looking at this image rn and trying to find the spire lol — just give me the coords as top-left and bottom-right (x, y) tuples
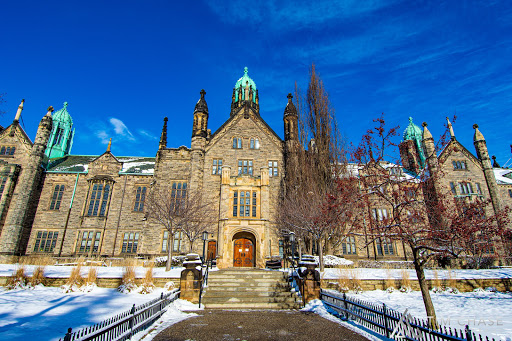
(284, 93), (297, 117)
(107, 138), (112, 152)
(159, 117), (168, 149)
(473, 123), (485, 142)
(14, 99), (25, 122)
(194, 89), (208, 114)
(446, 117), (455, 140)
(422, 122), (433, 140)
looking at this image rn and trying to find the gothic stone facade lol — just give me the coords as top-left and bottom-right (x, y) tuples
(0, 71), (511, 267)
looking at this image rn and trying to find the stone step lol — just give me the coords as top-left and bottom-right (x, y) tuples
(208, 274), (286, 280)
(204, 302), (303, 309)
(209, 269), (286, 276)
(205, 285), (290, 292)
(206, 278), (288, 285)
(204, 291), (296, 298)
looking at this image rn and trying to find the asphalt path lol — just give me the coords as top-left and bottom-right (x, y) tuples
(153, 309), (370, 341)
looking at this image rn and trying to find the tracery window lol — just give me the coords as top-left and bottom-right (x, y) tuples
(50, 184), (65, 210)
(453, 160), (467, 170)
(134, 186), (146, 211)
(86, 181), (112, 216)
(33, 231), (58, 253)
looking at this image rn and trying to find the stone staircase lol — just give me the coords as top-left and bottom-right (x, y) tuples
(202, 268), (302, 309)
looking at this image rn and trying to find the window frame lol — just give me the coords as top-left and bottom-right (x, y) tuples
(77, 230), (102, 253)
(86, 181), (113, 217)
(268, 160), (278, 177)
(33, 230), (59, 253)
(162, 230), (183, 253)
(342, 236), (357, 255)
(238, 159), (253, 175)
(232, 137), (242, 149)
(133, 186), (147, 212)
(249, 137), (260, 149)
(212, 158), (223, 175)
(121, 232), (140, 253)
(232, 190), (258, 218)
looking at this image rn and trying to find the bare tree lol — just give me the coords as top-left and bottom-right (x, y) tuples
(278, 64), (348, 271)
(145, 183), (216, 271)
(348, 116), (509, 328)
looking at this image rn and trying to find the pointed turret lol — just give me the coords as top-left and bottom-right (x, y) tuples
(230, 67), (259, 115)
(422, 122), (438, 176)
(0, 106), (53, 256)
(45, 102), (75, 159)
(284, 93), (298, 142)
(399, 117), (426, 174)
(192, 90), (209, 138)
(159, 117), (168, 150)
(473, 123), (501, 215)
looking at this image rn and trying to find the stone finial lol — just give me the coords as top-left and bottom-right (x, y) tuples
(287, 93), (293, 101)
(473, 123), (485, 142)
(107, 138), (112, 152)
(446, 117), (455, 140)
(14, 99), (25, 122)
(46, 106), (54, 117)
(422, 122), (433, 140)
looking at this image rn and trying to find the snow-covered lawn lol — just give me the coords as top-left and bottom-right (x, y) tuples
(322, 267), (512, 280)
(334, 289), (512, 339)
(0, 286), (197, 341)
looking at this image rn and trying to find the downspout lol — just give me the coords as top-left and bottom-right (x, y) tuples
(112, 175), (128, 256)
(58, 172), (80, 257)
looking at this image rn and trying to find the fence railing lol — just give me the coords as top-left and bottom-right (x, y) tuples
(60, 289), (180, 341)
(198, 259), (211, 307)
(320, 290), (496, 341)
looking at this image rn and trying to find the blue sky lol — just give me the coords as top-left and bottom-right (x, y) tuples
(1, 1), (511, 165)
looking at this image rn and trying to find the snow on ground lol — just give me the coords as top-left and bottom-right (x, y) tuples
(302, 299), (384, 341)
(330, 289), (512, 339)
(0, 285), (196, 341)
(313, 255), (354, 266)
(322, 267), (512, 280)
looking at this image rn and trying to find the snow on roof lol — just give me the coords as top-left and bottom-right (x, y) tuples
(493, 168), (512, 185)
(47, 155), (155, 174)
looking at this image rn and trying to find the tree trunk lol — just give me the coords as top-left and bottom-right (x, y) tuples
(189, 239), (194, 254)
(318, 237), (324, 272)
(412, 248), (438, 329)
(166, 232), (174, 271)
(308, 237), (313, 254)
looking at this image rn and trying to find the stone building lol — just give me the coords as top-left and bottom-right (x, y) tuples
(0, 68), (510, 266)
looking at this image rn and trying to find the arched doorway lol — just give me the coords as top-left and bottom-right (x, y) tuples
(232, 231), (256, 267)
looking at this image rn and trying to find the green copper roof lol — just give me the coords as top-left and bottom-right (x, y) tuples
(234, 67), (257, 103)
(52, 102), (73, 125)
(403, 117), (426, 168)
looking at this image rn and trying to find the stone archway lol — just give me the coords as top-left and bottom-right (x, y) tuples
(232, 231), (256, 267)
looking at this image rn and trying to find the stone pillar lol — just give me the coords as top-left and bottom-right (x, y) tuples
(180, 253), (203, 304)
(298, 255), (320, 303)
(0, 107), (53, 258)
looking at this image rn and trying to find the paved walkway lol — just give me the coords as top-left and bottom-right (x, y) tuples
(153, 310), (369, 341)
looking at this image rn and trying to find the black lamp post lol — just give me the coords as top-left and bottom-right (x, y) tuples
(202, 231), (208, 263)
(289, 232), (296, 269)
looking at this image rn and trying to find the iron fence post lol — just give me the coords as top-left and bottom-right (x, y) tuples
(343, 292), (349, 320)
(160, 292), (163, 313)
(129, 304), (136, 338)
(63, 327), (72, 341)
(383, 303), (389, 337)
(465, 325), (473, 341)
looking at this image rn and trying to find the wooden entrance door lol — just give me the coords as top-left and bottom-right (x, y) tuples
(233, 238), (254, 267)
(207, 241), (216, 261)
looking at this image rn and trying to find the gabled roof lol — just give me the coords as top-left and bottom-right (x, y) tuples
(47, 155), (155, 174)
(0, 122), (34, 147)
(438, 139), (481, 168)
(209, 105), (282, 147)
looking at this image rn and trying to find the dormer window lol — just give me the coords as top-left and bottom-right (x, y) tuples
(250, 138), (260, 149)
(232, 137), (242, 149)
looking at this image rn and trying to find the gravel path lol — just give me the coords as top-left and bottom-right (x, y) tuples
(153, 309), (369, 341)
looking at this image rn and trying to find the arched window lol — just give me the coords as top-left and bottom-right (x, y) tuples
(232, 137), (242, 149)
(250, 137), (260, 149)
(87, 181), (112, 217)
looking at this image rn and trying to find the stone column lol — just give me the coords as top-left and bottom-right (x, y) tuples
(180, 253), (203, 304)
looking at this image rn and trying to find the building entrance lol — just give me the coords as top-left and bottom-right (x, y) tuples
(233, 234), (255, 267)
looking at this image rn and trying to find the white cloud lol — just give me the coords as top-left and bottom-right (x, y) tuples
(95, 130), (110, 144)
(109, 118), (135, 141)
(138, 129), (158, 141)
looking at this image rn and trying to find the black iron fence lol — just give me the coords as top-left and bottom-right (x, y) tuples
(321, 290), (497, 341)
(60, 289), (180, 341)
(198, 259), (211, 307)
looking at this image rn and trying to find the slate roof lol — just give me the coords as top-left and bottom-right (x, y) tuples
(47, 155), (155, 174)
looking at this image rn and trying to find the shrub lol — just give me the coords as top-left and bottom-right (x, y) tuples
(118, 266), (138, 293)
(6, 266), (28, 290)
(29, 266), (46, 287)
